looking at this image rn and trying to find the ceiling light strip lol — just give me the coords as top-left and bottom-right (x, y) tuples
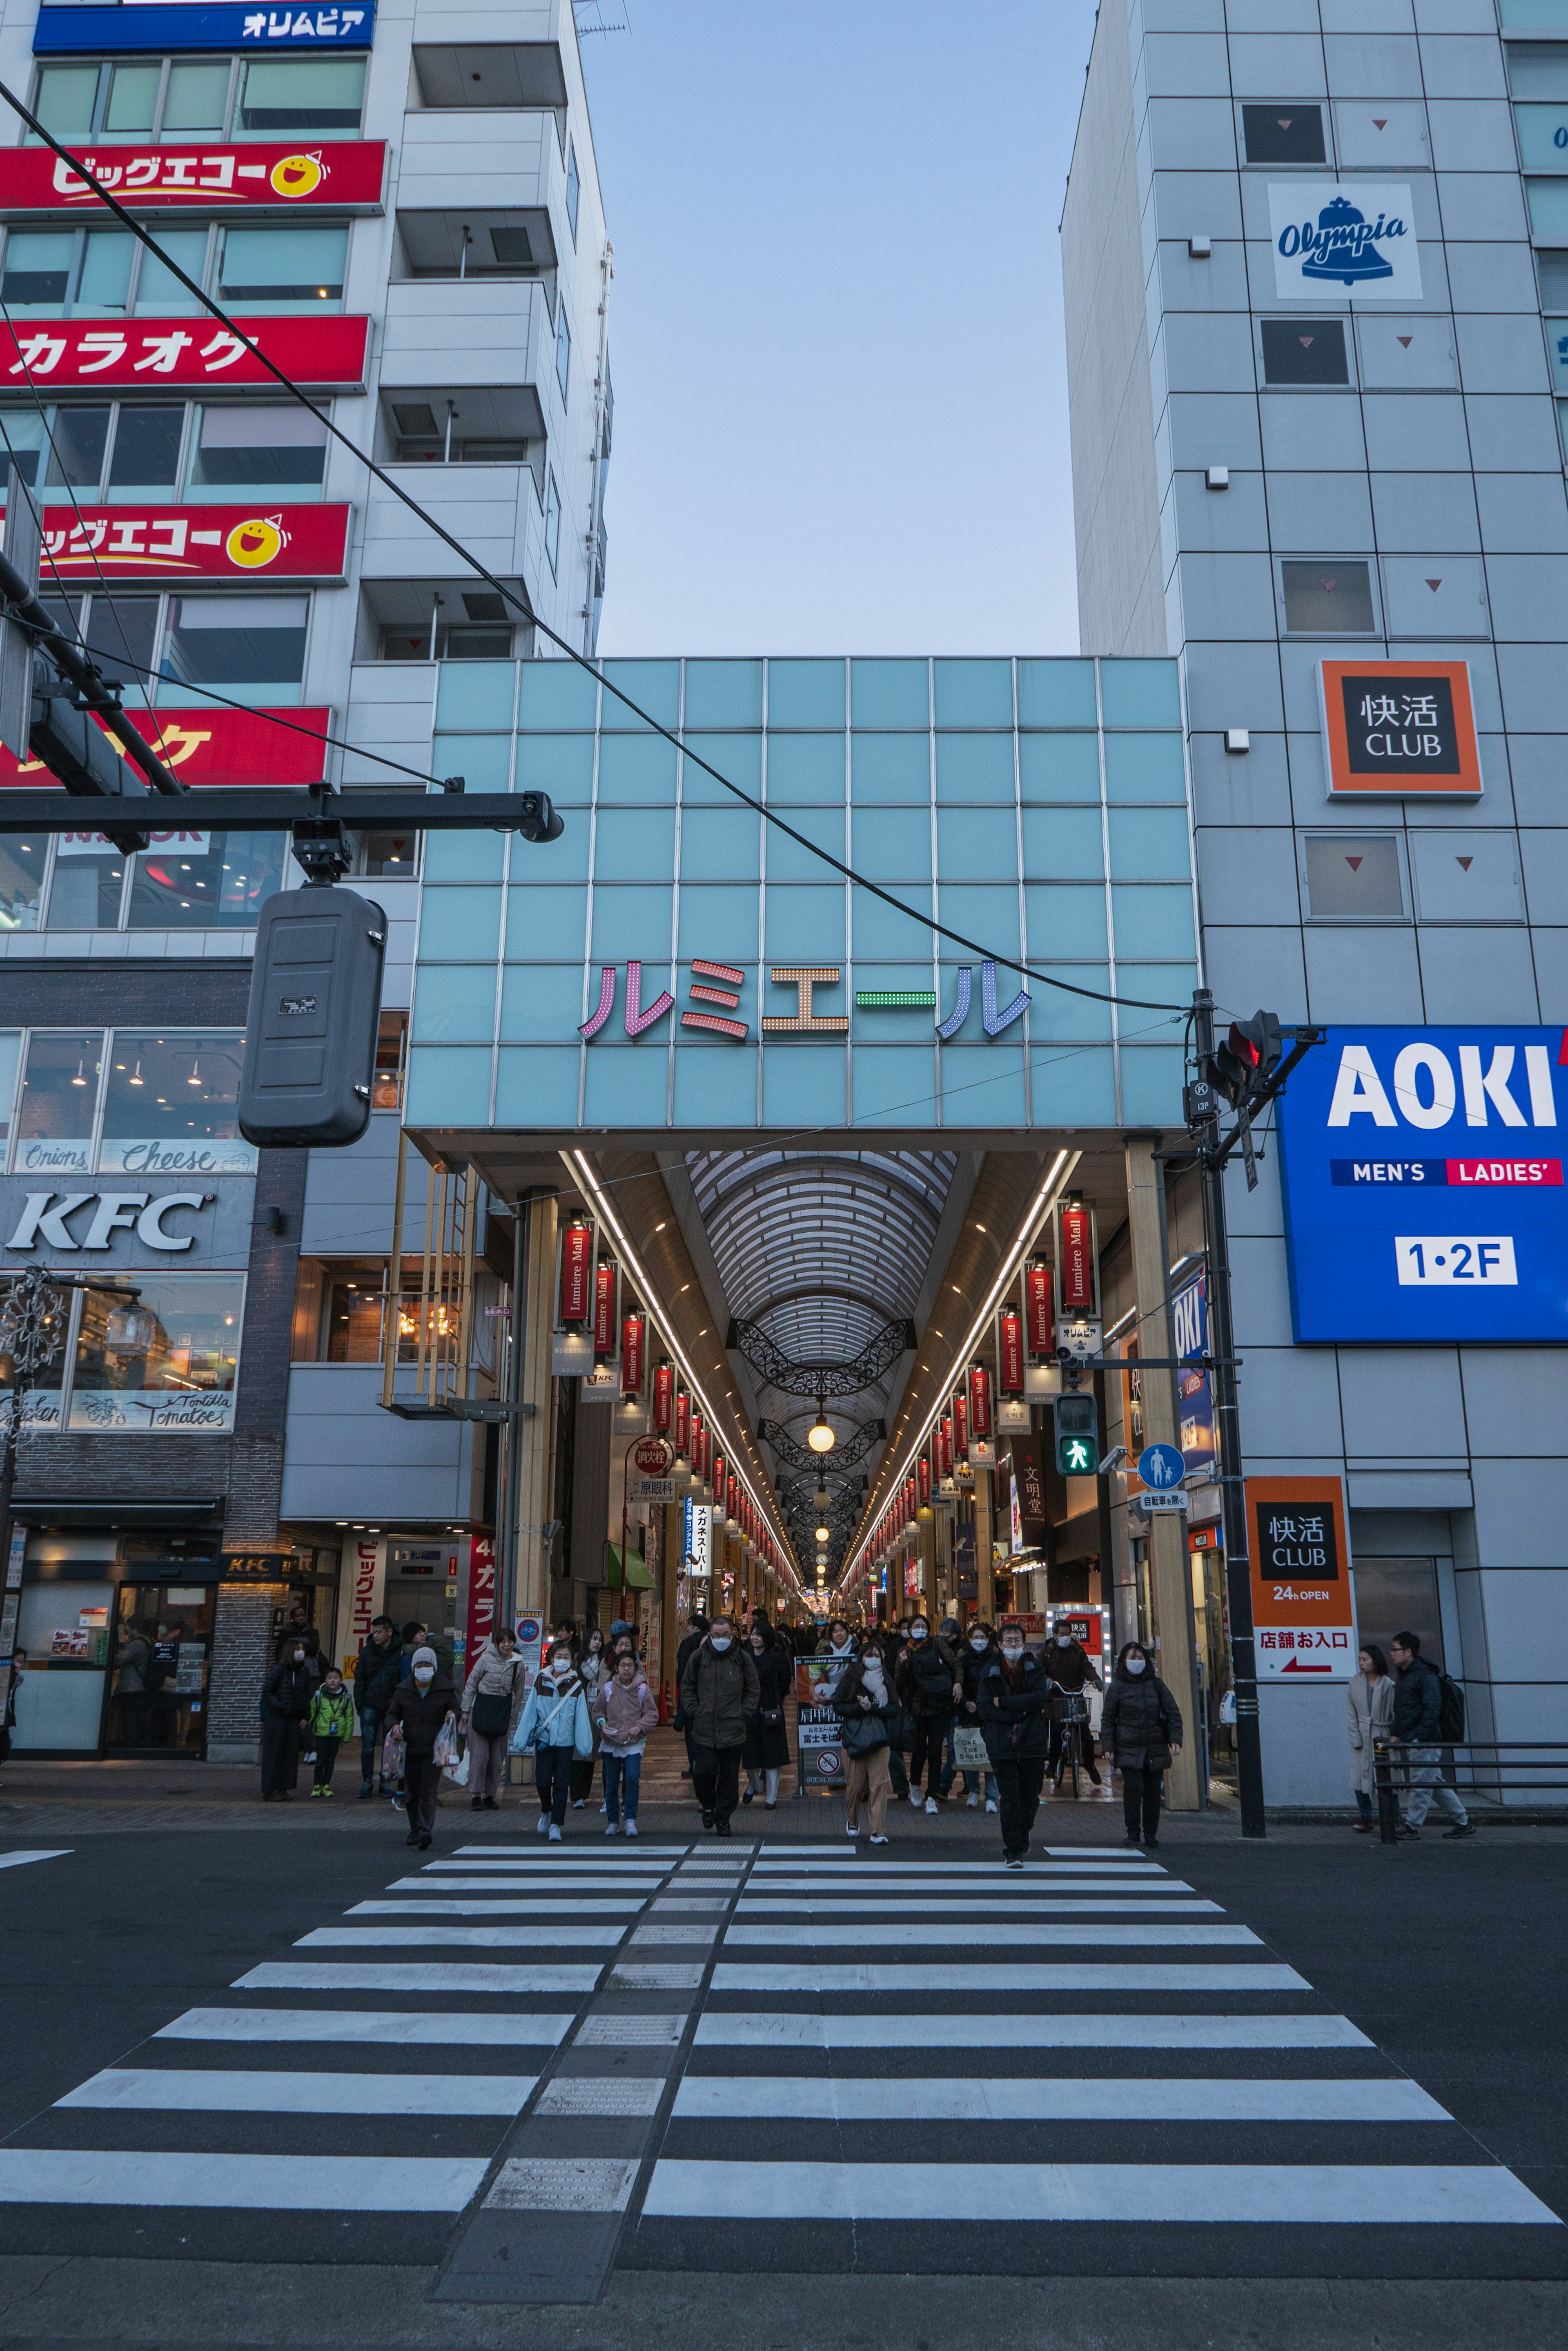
(840, 1147), (1079, 1589)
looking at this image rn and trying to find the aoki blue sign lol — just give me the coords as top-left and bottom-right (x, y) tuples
(34, 3), (375, 54)
(1276, 1027), (1568, 1343)
(1268, 182), (1421, 303)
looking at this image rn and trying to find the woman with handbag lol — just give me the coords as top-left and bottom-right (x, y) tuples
(383, 1645), (458, 1851)
(510, 1639), (593, 1842)
(571, 1626), (607, 1811)
(953, 1622), (1001, 1813)
(1100, 1640), (1184, 1850)
(974, 1626), (1052, 1865)
(896, 1614), (962, 1814)
(461, 1627), (526, 1813)
(833, 1635), (898, 1844)
(742, 1621), (793, 1809)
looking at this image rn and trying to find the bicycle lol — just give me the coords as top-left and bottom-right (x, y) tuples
(1051, 1688), (1090, 1796)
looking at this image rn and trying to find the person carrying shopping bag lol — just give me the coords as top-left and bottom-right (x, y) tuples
(974, 1624), (1052, 1865)
(596, 1650), (659, 1836)
(833, 1635), (899, 1844)
(510, 1638), (593, 1841)
(742, 1620), (793, 1809)
(383, 1645), (458, 1851)
(306, 1666), (355, 1799)
(461, 1627), (526, 1812)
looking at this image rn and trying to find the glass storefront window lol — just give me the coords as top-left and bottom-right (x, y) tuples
(163, 595), (308, 704)
(70, 1274), (244, 1434)
(323, 1262), (388, 1362)
(0, 837), (45, 931)
(126, 831), (289, 930)
(13, 1029), (103, 1178)
(100, 1030), (253, 1178)
(45, 839), (131, 932)
(0, 1270), (69, 1432)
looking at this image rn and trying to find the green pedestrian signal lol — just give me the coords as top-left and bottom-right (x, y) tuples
(1054, 1391), (1100, 1477)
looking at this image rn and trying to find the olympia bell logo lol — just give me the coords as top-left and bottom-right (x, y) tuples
(1270, 182), (1422, 303)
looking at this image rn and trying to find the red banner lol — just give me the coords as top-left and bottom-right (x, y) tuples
(465, 1535), (496, 1666)
(998, 1305), (1023, 1395)
(26, 503), (348, 584)
(653, 1360), (674, 1436)
(0, 702), (330, 789)
(937, 1414), (952, 1481)
(559, 1223), (592, 1326)
(0, 141), (387, 214)
(954, 1387), (969, 1458)
(691, 1416), (705, 1479)
(592, 1259), (615, 1358)
(0, 313), (369, 393)
(674, 1387), (690, 1458)
(712, 1454), (726, 1512)
(1059, 1203), (1094, 1312)
(1026, 1260), (1053, 1355)
(917, 1452), (931, 1509)
(620, 1312), (644, 1396)
(968, 1361), (991, 1441)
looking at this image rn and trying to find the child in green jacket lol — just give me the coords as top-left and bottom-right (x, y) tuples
(307, 1668), (355, 1798)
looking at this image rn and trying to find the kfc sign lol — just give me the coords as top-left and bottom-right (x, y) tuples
(0, 314), (368, 393)
(0, 705), (330, 788)
(0, 142), (386, 214)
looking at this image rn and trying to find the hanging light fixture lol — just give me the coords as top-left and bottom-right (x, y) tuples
(128, 1060), (144, 1088)
(104, 1299), (158, 1355)
(70, 1057), (88, 1088)
(187, 1058), (203, 1087)
(806, 1399), (835, 1454)
(815, 1525), (830, 1545)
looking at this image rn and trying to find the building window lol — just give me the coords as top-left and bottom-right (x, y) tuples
(373, 1010), (409, 1108)
(292, 1258), (390, 1363)
(556, 306), (571, 401)
(1261, 317), (1349, 386)
(379, 619), (516, 660)
(163, 592), (310, 700)
(33, 828), (290, 933)
(545, 470), (561, 575)
(237, 57), (367, 132)
(214, 224), (347, 312)
(28, 54), (367, 143)
(188, 402), (329, 497)
(1303, 835), (1405, 921)
(71, 1273), (245, 1434)
(0, 1264), (70, 1428)
(0, 837), (45, 934)
(0, 218), (347, 319)
(343, 800), (422, 880)
(3, 1027), (256, 1172)
(1281, 559), (1376, 635)
(1242, 103), (1326, 165)
(566, 142), (581, 242)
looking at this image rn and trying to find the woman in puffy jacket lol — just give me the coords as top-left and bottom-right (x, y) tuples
(510, 1639), (592, 1842)
(895, 1613), (962, 1815)
(833, 1635), (900, 1844)
(595, 1650), (659, 1836)
(461, 1628), (526, 1813)
(1100, 1640), (1183, 1850)
(384, 1644), (458, 1852)
(973, 1625), (1052, 1865)
(742, 1621), (793, 1810)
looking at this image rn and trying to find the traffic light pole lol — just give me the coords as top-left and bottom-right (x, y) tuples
(1192, 987), (1267, 1840)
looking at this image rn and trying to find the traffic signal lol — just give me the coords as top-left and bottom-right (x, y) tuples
(1054, 1390), (1100, 1477)
(238, 886), (387, 1147)
(1208, 1010), (1283, 1109)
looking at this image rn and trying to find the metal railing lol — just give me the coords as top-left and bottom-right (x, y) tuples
(1372, 1738), (1568, 1842)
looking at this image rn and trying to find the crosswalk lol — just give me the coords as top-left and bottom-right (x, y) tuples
(0, 1834), (1560, 2281)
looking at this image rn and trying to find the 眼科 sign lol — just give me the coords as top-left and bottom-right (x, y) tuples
(1320, 661), (1481, 800)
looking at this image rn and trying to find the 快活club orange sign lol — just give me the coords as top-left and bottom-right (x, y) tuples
(1319, 659), (1482, 799)
(1245, 1474), (1356, 1680)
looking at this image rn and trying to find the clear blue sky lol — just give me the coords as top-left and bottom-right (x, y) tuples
(579, 0), (1099, 660)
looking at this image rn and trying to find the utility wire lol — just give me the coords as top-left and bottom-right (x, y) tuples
(0, 80), (1192, 1018)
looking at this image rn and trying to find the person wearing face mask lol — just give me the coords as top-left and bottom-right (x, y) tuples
(742, 1620), (793, 1809)
(1100, 1641), (1183, 1849)
(596, 1650), (660, 1836)
(511, 1641), (593, 1841)
(384, 1645), (459, 1850)
(679, 1613), (760, 1836)
(260, 1638), (316, 1801)
(951, 1622), (1002, 1813)
(833, 1634), (898, 1844)
(1046, 1623), (1104, 1790)
(975, 1626), (1051, 1864)
(571, 1626), (607, 1812)
(895, 1614), (961, 1814)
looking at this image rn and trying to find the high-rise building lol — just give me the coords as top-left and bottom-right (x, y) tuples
(0, 0), (609, 1762)
(1065, 0), (1568, 1800)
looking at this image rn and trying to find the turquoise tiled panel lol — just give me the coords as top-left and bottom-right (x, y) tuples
(1019, 733), (1100, 801)
(1103, 732), (1187, 803)
(419, 885), (501, 959)
(407, 1044), (491, 1123)
(765, 804), (846, 883)
(934, 659), (1012, 727)
(767, 733), (844, 801)
(499, 964), (595, 1040)
(936, 885), (1020, 965)
(505, 884), (588, 957)
(682, 733), (762, 803)
(851, 659), (928, 727)
(1021, 806), (1104, 880)
(935, 805), (1017, 882)
(684, 659), (762, 729)
(1111, 886), (1197, 959)
(852, 806), (931, 881)
(1119, 965), (1199, 1022)
(433, 731), (511, 791)
(600, 660), (680, 730)
(514, 733), (595, 799)
(1031, 1044), (1117, 1126)
(435, 662), (514, 731)
(494, 1046), (580, 1125)
(767, 658), (846, 728)
(677, 886), (760, 961)
(1120, 1044), (1187, 1123)
(852, 885), (932, 959)
(851, 733), (930, 801)
(942, 1043), (1025, 1124)
(765, 886), (845, 960)
(1107, 807), (1192, 880)
(423, 828), (505, 882)
(673, 1044), (755, 1126)
(1024, 884), (1108, 959)
(1026, 970), (1114, 1043)
(594, 807), (675, 880)
(853, 1045), (938, 1123)
(596, 735), (676, 801)
(413, 963), (497, 1041)
(517, 660), (599, 730)
(763, 1041), (846, 1126)
(680, 805), (762, 881)
(1100, 660), (1182, 729)
(935, 733), (1015, 803)
(590, 886), (674, 960)
(583, 1043), (670, 1126)
(1016, 660), (1097, 729)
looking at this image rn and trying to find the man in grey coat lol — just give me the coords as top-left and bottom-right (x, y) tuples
(679, 1613), (760, 1836)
